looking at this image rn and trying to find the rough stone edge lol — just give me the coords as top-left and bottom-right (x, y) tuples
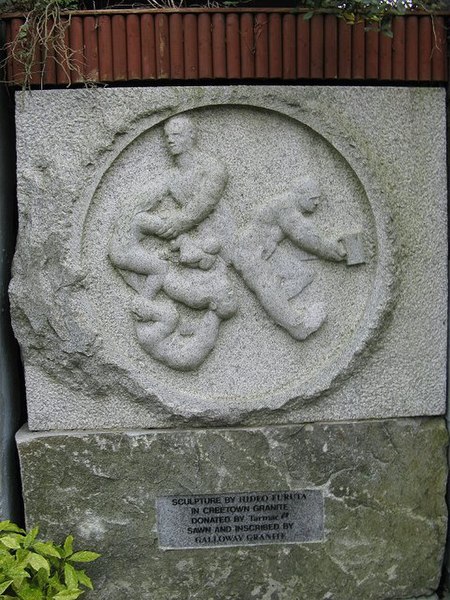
(0, 87), (25, 521)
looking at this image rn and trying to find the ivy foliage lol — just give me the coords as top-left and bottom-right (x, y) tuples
(0, 521), (100, 600)
(301, 0), (443, 34)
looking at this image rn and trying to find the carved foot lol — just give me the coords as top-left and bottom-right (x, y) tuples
(209, 290), (238, 320)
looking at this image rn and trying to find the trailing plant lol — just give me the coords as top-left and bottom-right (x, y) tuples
(1, 0), (79, 89)
(0, 0), (255, 88)
(125, 0), (249, 7)
(0, 520), (100, 600)
(0, 0), (77, 11)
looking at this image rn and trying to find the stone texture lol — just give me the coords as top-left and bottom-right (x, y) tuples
(17, 418), (448, 600)
(10, 87), (447, 431)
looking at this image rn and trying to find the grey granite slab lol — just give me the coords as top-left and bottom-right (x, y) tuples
(10, 87), (447, 430)
(16, 417), (448, 600)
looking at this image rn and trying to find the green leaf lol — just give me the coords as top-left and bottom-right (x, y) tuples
(18, 26), (29, 39)
(0, 522), (99, 597)
(53, 591), (83, 600)
(10, 561), (32, 580)
(32, 542), (61, 559)
(6, 565), (29, 581)
(36, 568), (50, 590)
(12, 579), (43, 600)
(62, 536), (73, 558)
(47, 573), (65, 594)
(0, 522), (25, 535)
(75, 571), (92, 591)
(16, 548), (31, 563)
(0, 582), (13, 595)
(22, 528), (39, 549)
(303, 11), (314, 19)
(64, 564), (78, 590)
(0, 536), (21, 550)
(0, 552), (15, 567)
(27, 553), (50, 576)
(68, 552), (100, 563)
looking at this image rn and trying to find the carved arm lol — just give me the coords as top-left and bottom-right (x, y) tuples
(157, 164), (228, 239)
(279, 209), (346, 262)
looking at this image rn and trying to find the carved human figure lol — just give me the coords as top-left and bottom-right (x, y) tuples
(258, 177), (345, 263)
(228, 177), (347, 341)
(109, 114), (237, 370)
(132, 115), (229, 242)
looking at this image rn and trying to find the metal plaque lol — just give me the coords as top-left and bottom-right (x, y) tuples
(156, 490), (324, 549)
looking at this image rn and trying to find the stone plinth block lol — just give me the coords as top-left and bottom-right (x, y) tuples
(10, 87), (447, 430)
(17, 418), (448, 600)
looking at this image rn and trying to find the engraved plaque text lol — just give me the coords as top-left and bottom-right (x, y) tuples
(156, 490), (324, 549)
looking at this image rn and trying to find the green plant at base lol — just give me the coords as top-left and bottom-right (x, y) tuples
(0, 521), (100, 600)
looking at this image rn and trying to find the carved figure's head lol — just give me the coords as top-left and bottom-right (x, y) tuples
(291, 177), (321, 214)
(164, 115), (197, 156)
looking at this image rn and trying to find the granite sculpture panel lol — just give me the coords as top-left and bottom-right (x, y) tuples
(10, 87), (447, 429)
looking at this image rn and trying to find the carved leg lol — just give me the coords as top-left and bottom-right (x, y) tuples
(109, 241), (168, 298)
(232, 254), (325, 340)
(162, 268), (237, 320)
(133, 296), (179, 346)
(109, 242), (168, 277)
(285, 303), (327, 340)
(134, 296), (220, 371)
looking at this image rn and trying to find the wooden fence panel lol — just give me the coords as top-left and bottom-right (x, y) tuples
(3, 11), (447, 86)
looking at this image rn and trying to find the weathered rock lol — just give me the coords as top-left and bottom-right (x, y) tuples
(17, 418), (448, 600)
(10, 87), (447, 430)
(404, 595), (439, 600)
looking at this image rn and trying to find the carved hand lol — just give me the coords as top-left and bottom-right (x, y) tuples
(334, 239), (347, 261)
(156, 214), (197, 239)
(134, 212), (164, 236)
(158, 224), (180, 239)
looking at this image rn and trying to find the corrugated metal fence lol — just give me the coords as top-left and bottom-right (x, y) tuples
(3, 10), (448, 85)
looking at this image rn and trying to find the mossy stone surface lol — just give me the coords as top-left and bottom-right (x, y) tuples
(17, 417), (447, 600)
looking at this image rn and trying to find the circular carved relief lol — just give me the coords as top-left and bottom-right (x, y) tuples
(80, 105), (393, 416)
